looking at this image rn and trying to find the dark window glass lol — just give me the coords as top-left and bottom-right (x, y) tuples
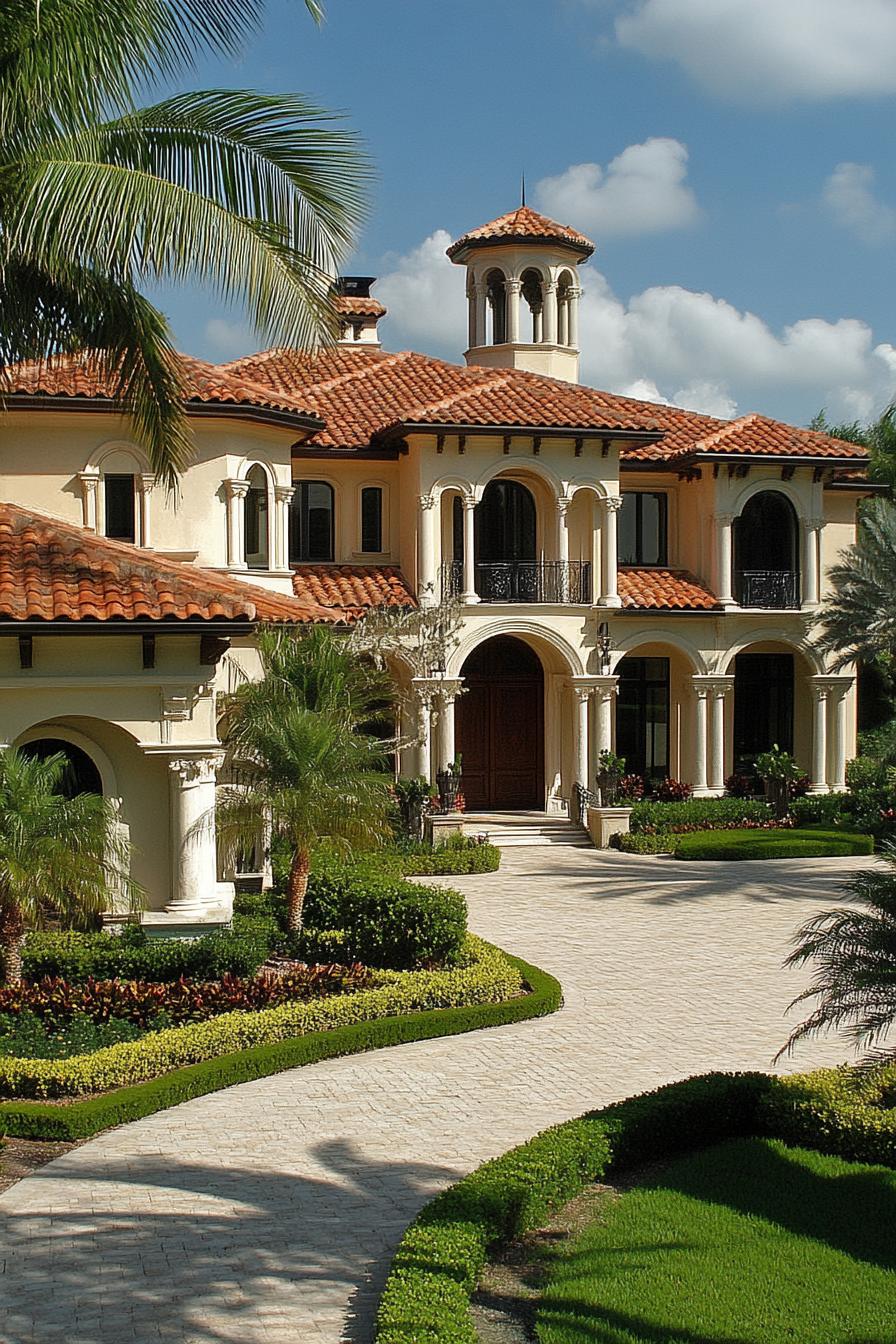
(244, 466), (269, 568)
(615, 656), (670, 785)
(476, 479), (536, 564)
(289, 481), (334, 562)
(734, 653), (794, 775)
(104, 474), (135, 542)
(452, 495), (464, 561)
(20, 739), (103, 797)
(619, 492), (667, 566)
(360, 486), (383, 553)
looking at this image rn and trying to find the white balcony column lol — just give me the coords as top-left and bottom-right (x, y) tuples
(78, 471), (100, 531)
(138, 473), (156, 547)
(715, 513), (735, 605)
(411, 679), (435, 783)
(543, 281), (558, 344)
(691, 682), (709, 796)
(533, 305), (543, 343)
(462, 494), (479, 604)
(418, 492), (438, 607)
(505, 278), (521, 344)
(437, 678), (464, 770)
(810, 682), (829, 793)
(568, 287), (581, 349)
(467, 282), (478, 349)
(556, 497), (571, 566)
(558, 292), (569, 347)
(802, 518), (824, 609)
(599, 496), (622, 607)
(571, 681), (592, 788)
(593, 676), (618, 764)
(224, 478), (249, 569)
(167, 753), (224, 914)
(830, 686), (849, 791)
(707, 677), (734, 794)
(475, 281), (488, 347)
(273, 483), (295, 572)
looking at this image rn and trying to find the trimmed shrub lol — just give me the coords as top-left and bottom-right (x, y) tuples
(630, 797), (774, 834)
(673, 828), (874, 861)
(22, 923), (276, 985)
(398, 837), (500, 877)
(616, 832), (675, 855)
(789, 793), (850, 827)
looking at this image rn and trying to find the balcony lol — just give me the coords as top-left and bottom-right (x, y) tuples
(441, 560), (592, 604)
(737, 569), (800, 609)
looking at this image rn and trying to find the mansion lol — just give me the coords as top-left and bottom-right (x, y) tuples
(0, 205), (876, 919)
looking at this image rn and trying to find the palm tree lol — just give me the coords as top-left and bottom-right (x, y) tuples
(1, 0), (368, 488)
(815, 497), (896, 669)
(778, 848), (896, 1063)
(217, 626), (395, 932)
(0, 748), (138, 985)
(811, 404), (896, 489)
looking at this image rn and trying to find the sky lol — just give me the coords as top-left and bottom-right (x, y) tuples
(151, 0), (896, 428)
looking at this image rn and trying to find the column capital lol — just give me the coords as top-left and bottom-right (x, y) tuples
(568, 676), (597, 704)
(274, 482), (295, 504)
(167, 753), (224, 786)
(419, 492), (437, 510)
(411, 675), (443, 706)
(556, 496), (572, 519)
(461, 493), (477, 513)
(224, 477), (250, 501)
(714, 512), (735, 526)
(810, 674), (853, 699)
(543, 279), (557, 294)
(505, 277), (521, 294)
(138, 472), (156, 494)
(435, 677), (464, 703)
(692, 674), (735, 697)
(602, 495), (623, 513)
(806, 516), (826, 532)
(78, 469), (100, 493)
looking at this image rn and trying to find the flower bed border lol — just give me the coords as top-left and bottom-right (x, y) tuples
(0, 950), (560, 1140)
(375, 1066), (896, 1343)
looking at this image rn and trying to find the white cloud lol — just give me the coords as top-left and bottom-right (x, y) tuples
(203, 317), (255, 358)
(375, 228), (896, 426)
(536, 139), (699, 236)
(823, 163), (896, 245)
(614, 0), (896, 103)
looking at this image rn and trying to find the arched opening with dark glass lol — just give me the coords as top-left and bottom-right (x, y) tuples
(19, 738), (103, 797)
(243, 465), (270, 569)
(485, 268), (507, 345)
(520, 268), (544, 342)
(615, 656), (670, 787)
(289, 481), (334, 563)
(733, 652), (794, 776)
(733, 491), (800, 608)
(455, 636), (544, 809)
(475, 479), (538, 601)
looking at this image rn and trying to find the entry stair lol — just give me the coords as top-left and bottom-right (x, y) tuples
(462, 811), (593, 849)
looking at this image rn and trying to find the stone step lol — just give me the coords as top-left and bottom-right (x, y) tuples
(462, 812), (593, 848)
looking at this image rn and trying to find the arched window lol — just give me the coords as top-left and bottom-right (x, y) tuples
(290, 481), (334, 562)
(19, 739), (103, 798)
(104, 474), (136, 541)
(520, 269), (544, 342)
(244, 465), (270, 569)
(360, 486), (383, 553)
(475, 480), (538, 601)
(485, 268), (507, 344)
(734, 491), (800, 607)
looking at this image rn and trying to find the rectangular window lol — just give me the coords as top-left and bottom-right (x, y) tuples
(615, 656), (670, 785)
(104, 474), (136, 542)
(360, 486), (383, 553)
(619, 492), (667, 566)
(290, 481), (334, 562)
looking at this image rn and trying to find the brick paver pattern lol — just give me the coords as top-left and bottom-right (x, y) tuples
(0, 845), (874, 1342)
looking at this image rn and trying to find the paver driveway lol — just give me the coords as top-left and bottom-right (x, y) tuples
(0, 844), (875, 1344)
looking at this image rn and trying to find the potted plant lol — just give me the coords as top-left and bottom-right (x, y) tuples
(596, 749), (626, 807)
(755, 745), (801, 820)
(435, 754), (463, 813)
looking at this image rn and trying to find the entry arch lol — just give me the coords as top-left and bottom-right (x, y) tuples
(455, 634), (545, 810)
(14, 722), (120, 800)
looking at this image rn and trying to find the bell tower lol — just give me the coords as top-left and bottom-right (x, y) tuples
(446, 206), (593, 384)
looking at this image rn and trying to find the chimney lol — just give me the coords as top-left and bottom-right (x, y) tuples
(333, 276), (386, 347)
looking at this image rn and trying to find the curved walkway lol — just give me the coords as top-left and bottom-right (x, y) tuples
(0, 846), (873, 1344)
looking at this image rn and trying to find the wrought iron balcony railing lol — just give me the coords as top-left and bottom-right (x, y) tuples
(440, 560), (592, 604)
(737, 569), (800, 609)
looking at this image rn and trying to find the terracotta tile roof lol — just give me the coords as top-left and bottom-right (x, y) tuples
(0, 503), (334, 625)
(332, 295), (387, 319)
(676, 413), (866, 462)
(618, 567), (721, 611)
(447, 206), (594, 259)
(291, 565), (416, 611)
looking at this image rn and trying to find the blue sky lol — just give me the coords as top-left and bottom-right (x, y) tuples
(153, 0), (896, 428)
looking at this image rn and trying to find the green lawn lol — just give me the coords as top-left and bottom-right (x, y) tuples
(536, 1138), (896, 1344)
(672, 827), (873, 860)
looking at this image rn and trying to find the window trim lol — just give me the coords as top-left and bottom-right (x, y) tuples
(619, 490), (669, 568)
(290, 478), (336, 563)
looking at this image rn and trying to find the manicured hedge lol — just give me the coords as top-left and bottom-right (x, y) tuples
(616, 833), (674, 855)
(399, 844), (501, 877)
(22, 921), (276, 985)
(629, 797), (773, 835)
(673, 828), (874, 861)
(0, 950), (561, 1140)
(375, 1065), (896, 1344)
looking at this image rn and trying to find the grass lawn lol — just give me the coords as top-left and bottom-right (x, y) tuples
(536, 1137), (896, 1344)
(672, 827), (873, 860)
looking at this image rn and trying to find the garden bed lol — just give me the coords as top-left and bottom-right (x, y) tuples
(672, 828), (874, 860)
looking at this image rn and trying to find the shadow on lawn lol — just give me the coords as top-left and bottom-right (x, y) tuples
(0, 1136), (457, 1344)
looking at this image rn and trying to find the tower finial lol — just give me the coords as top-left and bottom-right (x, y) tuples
(521, 172), (526, 207)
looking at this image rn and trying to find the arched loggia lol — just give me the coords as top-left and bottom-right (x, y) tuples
(733, 491), (800, 608)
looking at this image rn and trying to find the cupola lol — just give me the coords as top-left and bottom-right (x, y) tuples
(332, 276), (386, 347)
(447, 206), (593, 384)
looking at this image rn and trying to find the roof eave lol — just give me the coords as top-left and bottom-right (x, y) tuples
(5, 393), (325, 435)
(447, 236), (593, 263)
(373, 421), (665, 446)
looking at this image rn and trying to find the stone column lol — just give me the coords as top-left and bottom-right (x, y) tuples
(557, 497), (570, 566)
(224, 478), (249, 569)
(593, 676), (618, 761)
(810, 683), (829, 793)
(707, 678), (734, 793)
(78, 471), (100, 531)
(830, 688), (848, 791)
(475, 281), (488, 347)
(505, 278), (521, 344)
(437, 678), (463, 770)
(274, 483), (295, 572)
(568, 287), (581, 349)
(467, 282), (477, 349)
(802, 518), (823, 609)
(572, 682), (591, 788)
(411, 679), (435, 782)
(692, 682), (709, 796)
(715, 513), (735, 605)
(138, 474), (155, 548)
(558, 292), (569, 347)
(543, 281), (558, 344)
(462, 495), (479, 604)
(167, 754), (224, 915)
(418, 492), (438, 607)
(599, 497), (622, 607)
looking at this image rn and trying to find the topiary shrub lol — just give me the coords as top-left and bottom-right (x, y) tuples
(616, 832), (676, 855)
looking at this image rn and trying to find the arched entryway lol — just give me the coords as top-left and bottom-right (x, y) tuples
(733, 491), (800, 608)
(18, 737), (103, 797)
(456, 636), (544, 810)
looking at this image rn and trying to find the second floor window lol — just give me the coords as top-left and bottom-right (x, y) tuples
(104, 474), (136, 542)
(619, 491), (667, 567)
(244, 465), (269, 569)
(360, 486), (383, 553)
(290, 481), (334, 562)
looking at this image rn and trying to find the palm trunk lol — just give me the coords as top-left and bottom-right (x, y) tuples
(286, 848), (310, 934)
(0, 909), (25, 986)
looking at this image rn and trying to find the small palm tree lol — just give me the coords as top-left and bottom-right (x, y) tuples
(0, 748), (138, 985)
(217, 626), (395, 932)
(1, 0), (368, 487)
(778, 847), (896, 1063)
(815, 497), (896, 669)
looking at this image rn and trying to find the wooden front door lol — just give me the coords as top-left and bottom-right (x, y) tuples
(456, 636), (544, 810)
